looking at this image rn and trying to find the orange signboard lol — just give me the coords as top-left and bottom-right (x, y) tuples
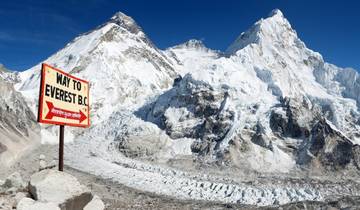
(38, 63), (90, 127)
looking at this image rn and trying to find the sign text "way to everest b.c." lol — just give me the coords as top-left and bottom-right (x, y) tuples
(38, 63), (90, 127)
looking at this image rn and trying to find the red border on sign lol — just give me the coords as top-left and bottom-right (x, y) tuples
(37, 63), (90, 128)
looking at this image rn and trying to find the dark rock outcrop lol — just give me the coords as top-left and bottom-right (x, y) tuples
(299, 119), (360, 170)
(270, 97), (316, 139)
(137, 74), (235, 156)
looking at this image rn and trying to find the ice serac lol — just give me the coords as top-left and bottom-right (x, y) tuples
(16, 11), (178, 143)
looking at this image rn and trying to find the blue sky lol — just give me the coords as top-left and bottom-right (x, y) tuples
(0, 0), (359, 71)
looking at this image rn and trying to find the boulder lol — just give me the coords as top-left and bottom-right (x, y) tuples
(17, 197), (60, 210)
(14, 192), (28, 203)
(5, 186), (18, 195)
(39, 154), (46, 160)
(39, 159), (47, 170)
(2, 171), (26, 190)
(84, 195), (105, 210)
(29, 169), (92, 210)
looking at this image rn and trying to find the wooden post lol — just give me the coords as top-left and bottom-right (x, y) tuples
(59, 125), (65, 171)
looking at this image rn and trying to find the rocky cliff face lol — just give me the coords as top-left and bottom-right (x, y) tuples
(138, 74), (235, 157)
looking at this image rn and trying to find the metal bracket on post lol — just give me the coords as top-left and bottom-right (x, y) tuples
(59, 125), (64, 171)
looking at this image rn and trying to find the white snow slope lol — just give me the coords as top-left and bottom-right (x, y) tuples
(14, 9), (360, 206)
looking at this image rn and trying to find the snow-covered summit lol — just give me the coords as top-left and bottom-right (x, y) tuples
(269, 8), (284, 17)
(109, 12), (144, 35)
(226, 9), (299, 55)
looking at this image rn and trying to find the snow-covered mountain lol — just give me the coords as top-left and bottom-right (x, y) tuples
(14, 8), (360, 172)
(16, 12), (177, 126)
(3, 8), (360, 206)
(161, 9), (360, 171)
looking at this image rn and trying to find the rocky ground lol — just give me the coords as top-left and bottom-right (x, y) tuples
(1, 144), (360, 209)
(0, 145), (246, 210)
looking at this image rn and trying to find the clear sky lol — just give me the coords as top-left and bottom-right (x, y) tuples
(0, 0), (359, 71)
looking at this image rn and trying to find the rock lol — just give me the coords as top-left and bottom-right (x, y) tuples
(250, 122), (273, 151)
(5, 186), (18, 195)
(39, 159), (57, 171)
(270, 97), (314, 138)
(29, 169), (92, 210)
(300, 119), (355, 170)
(0, 142), (7, 154)
(15, 192), (29, 203)
(39, 154), (49, 171)
(138, 74), (235, 157)
(2, 172), (26, 190)
(39, 160), (47, 170)
(352, 145), (360, 170)
(39, 154), (46, 160)
(17, 197), (60, 210)
(84, 195), (105, 210)
(0, 196), (13, 210)
(48, 160), (57, 168)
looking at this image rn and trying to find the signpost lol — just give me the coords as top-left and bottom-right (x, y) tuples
(38, 63), (90, 171)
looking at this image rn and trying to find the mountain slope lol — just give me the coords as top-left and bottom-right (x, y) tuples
(16, 12), (177, 126)
(15, 12), (179, 144)
(0, 65), (40, 167)
(9, 9), (360, 206)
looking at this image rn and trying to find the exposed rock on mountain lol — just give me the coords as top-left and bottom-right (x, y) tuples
(0, 72), (40, 166)
(270, 97), (317, 139)
(298, 119), (360, 171)
(0, 64), (19, 83)
(138, 74), (235, 157)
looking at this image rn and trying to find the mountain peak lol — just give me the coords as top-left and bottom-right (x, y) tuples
(269, 9), (284, 17)
(226, 9), (297, 55)
(108, 11), (142, 34)
(111, 12), (134, 23)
